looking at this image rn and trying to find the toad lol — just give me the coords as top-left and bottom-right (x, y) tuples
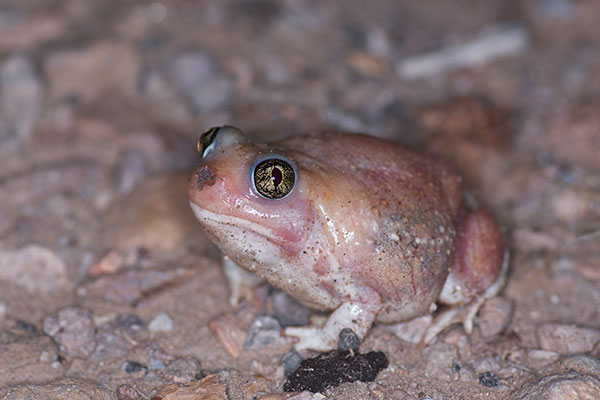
(188, 126), (507, 351)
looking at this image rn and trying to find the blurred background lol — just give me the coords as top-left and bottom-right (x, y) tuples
(1, 0), (599, 398)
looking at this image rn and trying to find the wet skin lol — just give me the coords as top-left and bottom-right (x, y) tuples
(189, 126), (506, 351)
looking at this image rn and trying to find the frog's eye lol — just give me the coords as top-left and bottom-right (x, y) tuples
(197, 126), (246, 158)
(252, 157), (296, 199)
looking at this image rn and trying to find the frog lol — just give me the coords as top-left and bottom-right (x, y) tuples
(188, 126), (507, 352)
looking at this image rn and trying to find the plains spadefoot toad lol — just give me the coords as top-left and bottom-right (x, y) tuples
(188, 126), (507, 351)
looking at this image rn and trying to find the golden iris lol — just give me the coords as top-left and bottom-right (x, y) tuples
(253, 159), (295, 199)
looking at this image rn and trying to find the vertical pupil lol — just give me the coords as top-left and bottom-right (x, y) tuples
(271, 167), (283, 187)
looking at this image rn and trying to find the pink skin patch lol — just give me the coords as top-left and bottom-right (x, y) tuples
(452, 209), (504, 293)
(312, 256), (329, 277)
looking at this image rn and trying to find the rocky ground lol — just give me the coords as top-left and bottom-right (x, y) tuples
(0, 0), (599, 399)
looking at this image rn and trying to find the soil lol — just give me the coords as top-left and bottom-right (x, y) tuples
(1, 0), (599, 399)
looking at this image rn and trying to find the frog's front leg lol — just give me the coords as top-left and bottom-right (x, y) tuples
(422, 209), (507, 344)
(285, 300), (381, 352)
(223, 257), (265, 307)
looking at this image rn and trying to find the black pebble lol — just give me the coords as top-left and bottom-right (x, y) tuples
(478, 371), (499, 387)
(338, 328), (360, 351)
(123, 360), (147, 374)
(284, 350), (388, 393)
(15, 320), (38, 333)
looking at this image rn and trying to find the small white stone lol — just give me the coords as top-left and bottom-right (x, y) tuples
(148, 311), (173, 332)
(389, 314), (433, 344)
(0, 299), (6, 318)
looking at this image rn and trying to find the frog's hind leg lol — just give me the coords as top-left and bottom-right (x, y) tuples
(422, 252), (508, 344)
(421, 209), (508, 344)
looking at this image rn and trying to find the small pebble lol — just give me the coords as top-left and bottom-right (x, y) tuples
(16, 319), (38, 333)
(338, 328), (360, 352)
(152, 374), (227, 399)
(0, 245), (68, 294)
(148, 311), (173, 332)
(271, 289), (311, 327)
(244, 315), (282, 349)
(514, 371), (600, 399)
(117, 314), (146, 337)
(209, 313), (246, 357)
(90, 319), (135, 361)
(537, 323), (600, 354)
(561, 354), (600, 377)
(473, 357), (501, 374)
(116, 384), (141, 400)
(123, 360), (147, 374)
(148, 358), (166, 370)
(282, 351), (304, 377)
(162, 357), (203, 383)
(528, 349), (560, 369)
(388, 314), (432, 344)
(478, 297), (513, 338)
(88, 251), (124, 276)
(43, 307), (96, 359)
(478, 371), (499, 387)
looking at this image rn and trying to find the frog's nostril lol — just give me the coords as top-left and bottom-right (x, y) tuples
(196, 165), (216, 190)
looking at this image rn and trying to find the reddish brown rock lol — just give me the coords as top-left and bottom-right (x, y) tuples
(152, 374), (227, 400)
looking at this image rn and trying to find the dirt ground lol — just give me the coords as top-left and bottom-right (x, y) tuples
(0, 0), (599, 399)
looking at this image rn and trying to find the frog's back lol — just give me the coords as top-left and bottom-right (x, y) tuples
(280, 132), (462, 215)
(278, 132), (465, 321)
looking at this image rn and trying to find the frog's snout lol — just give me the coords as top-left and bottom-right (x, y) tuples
(194, 165), (216, 191)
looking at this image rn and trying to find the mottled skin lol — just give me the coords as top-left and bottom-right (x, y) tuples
(188, 127), (506, 351)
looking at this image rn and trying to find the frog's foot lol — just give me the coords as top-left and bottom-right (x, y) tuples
(284, 326), (336, 352)
(222, 257), (265, 308)
(284, 302), (379, 352)
(422, 250), (509, 345)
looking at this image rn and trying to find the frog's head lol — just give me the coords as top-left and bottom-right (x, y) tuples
(188, 126), (314, 269)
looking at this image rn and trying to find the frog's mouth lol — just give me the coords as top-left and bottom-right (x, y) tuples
(189, 201), (295, 255)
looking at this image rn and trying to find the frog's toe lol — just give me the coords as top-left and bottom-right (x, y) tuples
(421, 306), (464, 345)
(420, 299), (482, 345)
(284, 326), (337, 352)
(421, 252), (509, 345)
